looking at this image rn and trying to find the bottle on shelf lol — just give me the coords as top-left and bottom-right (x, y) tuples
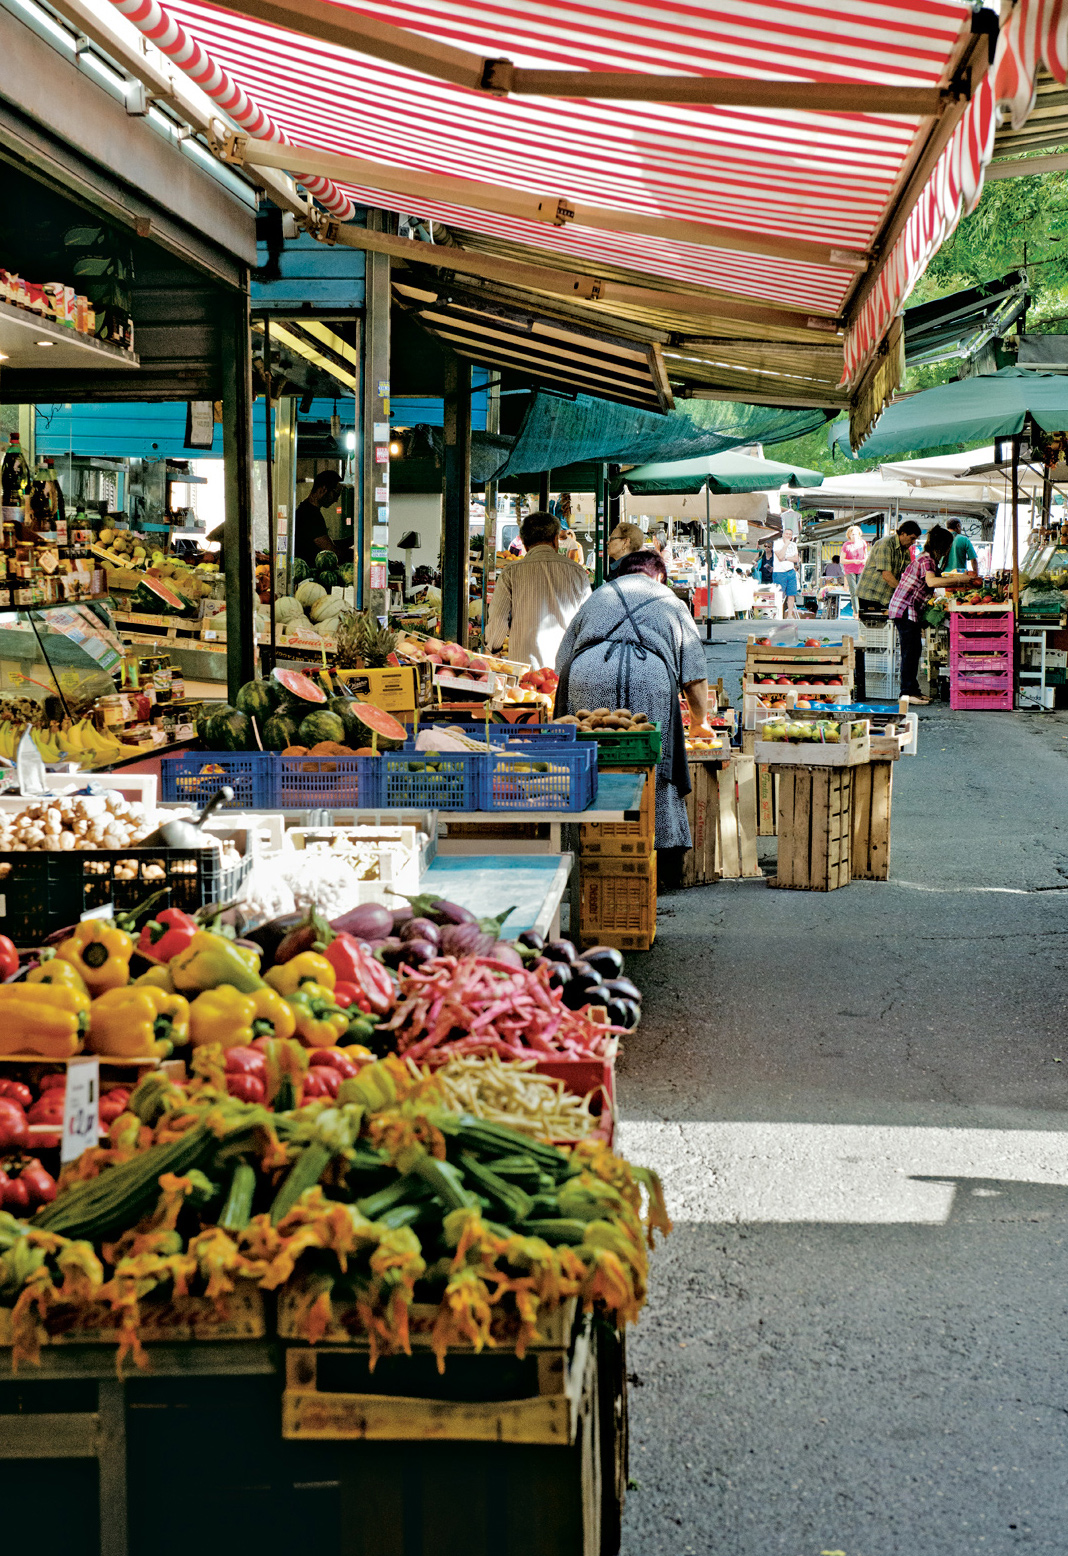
(1, 433), (28, 506)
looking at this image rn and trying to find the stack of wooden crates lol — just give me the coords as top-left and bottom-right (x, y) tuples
(578, 761), (657, 951)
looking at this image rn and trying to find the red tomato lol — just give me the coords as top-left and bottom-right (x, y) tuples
(38, 1073), (67, 1093)
(0, 1098), (29, 1151)
(3, 1174), (29, 1211)
(27, 1093), (65, 1126)
(19, 1159), (57, 1207)
(0, 936), (18, 981)
(0, 1080), (33, 1109)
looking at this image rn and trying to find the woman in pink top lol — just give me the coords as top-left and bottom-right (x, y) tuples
(840, 525), (868, 615)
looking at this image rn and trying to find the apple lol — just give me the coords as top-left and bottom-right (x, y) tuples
(470, 658), (487, 672)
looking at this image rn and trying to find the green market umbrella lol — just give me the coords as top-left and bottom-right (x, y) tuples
(833, 368), (1068, 459)
(620, 450), (825, 495)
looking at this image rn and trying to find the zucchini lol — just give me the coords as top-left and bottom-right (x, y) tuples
(269, 1142), (333, 1225)
(460, 1153), (534, 1225)
(356, 1171), (431, 1221)
(453, 1116), (570, 1173)
(36, 1125), (215, 1240)
(218, 1161), (257, 1234)
(520, 1218), (589, 1246)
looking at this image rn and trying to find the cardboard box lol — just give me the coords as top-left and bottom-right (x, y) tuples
(337, 664), (419, 713)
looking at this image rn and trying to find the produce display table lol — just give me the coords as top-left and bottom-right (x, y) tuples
(420, 853), (573, 940)
(436, 770), (648, 857)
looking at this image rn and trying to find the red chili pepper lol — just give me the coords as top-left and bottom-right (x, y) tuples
(225, 1046), (267, 1077)
(27, 1093), (65, 1127)
(0, 935), (18, 981)
(38, 1073), (67, 1093)
(17, 1158), (57, 1207)
(224, 1073), (266, 1104)
(0, 1079), (33, 1108)
(324, 934), (394, 1017)
(136, 907), (199, 964)
(0, 1098), (29, 1151)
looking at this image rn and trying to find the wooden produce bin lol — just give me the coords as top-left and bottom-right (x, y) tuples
(682, 755), (761, 886)
(769, 765), (852, 891)
(851, 759), (895, 881)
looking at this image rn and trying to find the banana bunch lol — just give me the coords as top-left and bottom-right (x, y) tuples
(0, 721), (25, 760)
(63, 718), (124, 764)
(31, 727), (62, 763)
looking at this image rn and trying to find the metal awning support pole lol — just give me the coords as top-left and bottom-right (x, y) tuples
(263, 315), (276, 672)
(704, 481), (712, 642)
(442, 355), (472, 643)
(482, 376), (500, 639)
(539, 470), (551, 510)
(220, 285), (256, 699)
(361, 212), (391, 617)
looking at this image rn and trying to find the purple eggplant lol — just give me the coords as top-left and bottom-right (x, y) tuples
(395, 938), (436, 968)
(582, 945), (625, 980)
(245, 912), (304, 964)
(391, 905), (414, 931)
(606, 998), (641, 1031)
(394, 893), (478, 927)
(600, 977), (642, 1006)
(517, 930), (544, 953)
(544, 961), (573, 993)
(438, 923), (499, 958)
(274, 920), (322, 963)
(488, 943), (524, 969)
(399, 917), (441, 946)
(562, 966), (603, 1009)
(330, 903), (393, 941)
(542, 940), (578, 966)
(374, 936), (408, 969)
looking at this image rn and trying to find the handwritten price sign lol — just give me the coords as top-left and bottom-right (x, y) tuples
(61, 1056), (99, 1163)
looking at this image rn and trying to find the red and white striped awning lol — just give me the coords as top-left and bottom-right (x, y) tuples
(106, 0), (1068, 395)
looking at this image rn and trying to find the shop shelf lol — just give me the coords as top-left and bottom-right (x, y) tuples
(161, 751), (277, 810)
(277, 754), (380, 809)
(576, 723), (662, 764)
(481, 746), (597, 812)
(380, 749), (484, 811)
(0, 845), (252, 943)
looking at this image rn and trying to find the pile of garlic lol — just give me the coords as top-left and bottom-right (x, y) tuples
(0, 792), (156, 852)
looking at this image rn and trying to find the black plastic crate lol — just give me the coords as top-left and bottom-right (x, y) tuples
(0, 846), (252, 944)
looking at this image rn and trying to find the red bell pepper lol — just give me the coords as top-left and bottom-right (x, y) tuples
(0, 935), (18, 981)
(225, 1046), (267, 1077)
(302, 1068), (340, 1098)
(308, 1048), (359, 1078)
(323, 934), (394, 1017)
(38, 1073), (67, 1093)
(0, 1098), (29, 1151)
(0, 1079), (33, 1108)
(136, 907), (199, 964)
(27, 1093), (65, 1127)
(225, 1073), (266, 1104)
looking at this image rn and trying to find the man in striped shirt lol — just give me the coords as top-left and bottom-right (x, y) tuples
(486, 510), (591, 670)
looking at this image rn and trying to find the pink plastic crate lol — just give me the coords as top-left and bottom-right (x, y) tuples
(950, 687), (1014, 710)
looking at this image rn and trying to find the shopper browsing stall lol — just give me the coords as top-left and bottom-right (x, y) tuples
(946, 519), (980, 578)
(485, 509), (590, 669)
(888, 523), (974, 704)
(855, 519), (922, 615)
(606, 521), (646, 578)
(555, 548), (713, 875)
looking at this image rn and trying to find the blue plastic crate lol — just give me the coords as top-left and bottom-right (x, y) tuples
(481, 745), (598, 812)
(487, 723), (578, 745)
(161, 752), (277, 810)
(380, 749), (484, 811)
(277, 754), (381, 809)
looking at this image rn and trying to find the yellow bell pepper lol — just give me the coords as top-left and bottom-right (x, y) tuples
(56, 921), (133, 996)
(189, 984), (296, 1050)
(265, 952), (335, 996)
(0, 982), (89, 1058)
(286, 983), (349, 1048)
(88, 985), (190, 1059)
(134, 964), (175, 992)
(26, 958), (88, 998)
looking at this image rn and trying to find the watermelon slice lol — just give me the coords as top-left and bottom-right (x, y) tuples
(271, 668), (327, 705)
(347, 704), (407, 742)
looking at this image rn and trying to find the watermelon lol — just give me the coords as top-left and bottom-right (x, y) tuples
(291, 558), (310, 586)
(235, 678), (280, 721)
(329, 697), (363, 745)
(207, 708), (251, 751)
(315, 549), (340, 579)
(262, 712), (301, 751)
(298, 710), (347, 747)
(271, 668), (327, 707)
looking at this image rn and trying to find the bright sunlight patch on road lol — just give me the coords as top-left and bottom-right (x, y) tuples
(618, 1122), (1068, 1224)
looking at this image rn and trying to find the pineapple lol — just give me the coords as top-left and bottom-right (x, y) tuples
(334, 611), (398, 669)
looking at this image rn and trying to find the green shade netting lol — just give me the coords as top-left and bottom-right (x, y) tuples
(495, 391), (830, 478)
(833, 368), (1068, 459)
(620, 450), (824, 495)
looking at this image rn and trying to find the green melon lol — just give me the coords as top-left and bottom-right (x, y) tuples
(261, 712), (301, 751)
(298, 710), (347, 747)
(235, 678), (280, 721)
(315, 549), (340, 579)
(328, 697), (363, 745)
(207, 708), (252, 752)
(291, 557), (310, 586)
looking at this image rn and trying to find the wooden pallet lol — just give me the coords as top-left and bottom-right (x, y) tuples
(851, 759), (894, 881)
(769, 765), (852, 891)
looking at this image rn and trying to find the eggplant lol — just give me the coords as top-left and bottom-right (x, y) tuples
(542, 939), (578, 966)
(274, 920), (321, 964)
(438, 923), (498, 958)
(606, 998), (641, 1031)
(618, 999), (642, 1031)
(580, 985), (612, 1009)
(489, 943), (524, 969)
(390, 905), (414, 931)
(330, 903), (394, 941)
(242, 912), (303, 964)
(517, 930), (544, 953)
(399, 917), (441, 946)
(562, 968), (603, 1009)
(374, 936), (408, 968)
(600, 977), (642, 1006)
(395, 893), (478, 927)
(544, 961), (573, 992)
(582, 945), (625, 980)
(395, 937), (436, 968)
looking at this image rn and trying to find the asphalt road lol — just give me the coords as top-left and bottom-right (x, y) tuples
(617, 632), (1068, 1556)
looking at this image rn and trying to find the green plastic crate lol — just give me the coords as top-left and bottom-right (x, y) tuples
(576, 723), (661, 764)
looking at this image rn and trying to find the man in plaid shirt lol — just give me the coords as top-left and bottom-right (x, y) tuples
(855, 520), (921, 614)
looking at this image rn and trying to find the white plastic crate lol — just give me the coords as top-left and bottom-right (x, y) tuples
(858, 623), (895, 652)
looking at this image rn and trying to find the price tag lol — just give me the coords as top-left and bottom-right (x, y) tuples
(62, 1056), (100, 1163)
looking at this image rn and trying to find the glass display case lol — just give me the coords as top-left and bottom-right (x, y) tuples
(0, 599), (122, 727)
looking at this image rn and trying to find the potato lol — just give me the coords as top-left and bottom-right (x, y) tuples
(591, 707), (611, 717)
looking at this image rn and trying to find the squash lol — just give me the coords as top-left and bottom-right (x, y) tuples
(296, 580), (328, 610)
(274, 596), (303, 623)
(310, 595), (347, 624)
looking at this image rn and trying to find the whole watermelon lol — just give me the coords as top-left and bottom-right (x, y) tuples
(291, 557), (310, 586)
(208, 709), (252, 751)
(261, 712), (301, 751)
(329, 697), (363, 745)
(298, 710), (347, 747)
(315, 549), (340, 581)
(235, 678), (280, 722)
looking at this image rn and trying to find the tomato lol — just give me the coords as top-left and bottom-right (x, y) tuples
(3, 1174), (29, 1212)
(38, 1073), (67, 1093)
(0, 936), (18, 981)
(19, 1159), (57, 1207)
(0, 1098), (29, 1151)
(27, 1093), (65, 1126)
(0, 1080), (32, 1108)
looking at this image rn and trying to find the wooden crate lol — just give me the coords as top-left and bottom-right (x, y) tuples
(754, 719), (871, 768)
(278, 1290), (579, 1350)
(769, 765), (852, 891)
(0, 1285), (265, 1349)
(757, 762), (778, 836)
(578, 762), (655, 857)
(851, 759), (894, 881)
(681, 756), (761, 886)
(282, 1319), (591, 1445)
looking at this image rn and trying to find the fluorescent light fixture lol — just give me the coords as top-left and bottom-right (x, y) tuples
(35, 340), (55, 348)
(344, 431), (356, 451)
